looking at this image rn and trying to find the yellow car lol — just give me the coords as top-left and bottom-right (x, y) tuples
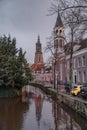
(71, 85), (82, 96)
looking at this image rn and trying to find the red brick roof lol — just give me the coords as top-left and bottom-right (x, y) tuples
(31, 63), (45, 71)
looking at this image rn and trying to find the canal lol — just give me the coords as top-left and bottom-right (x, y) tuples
(0, 85), (87, 130)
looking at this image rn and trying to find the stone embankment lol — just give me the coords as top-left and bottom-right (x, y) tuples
(57, 92), (87, 119)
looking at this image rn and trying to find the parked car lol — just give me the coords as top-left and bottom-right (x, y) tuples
(79, 85), (87, 99)
(72, 84), (78, 89)
(71, 85), (82, 96)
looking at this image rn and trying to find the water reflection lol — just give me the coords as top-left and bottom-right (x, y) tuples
(0, 98), (29, 130)
(0, 86), (87, 130)
(35, 95), (43, 127)
(52, 101), (86, 130)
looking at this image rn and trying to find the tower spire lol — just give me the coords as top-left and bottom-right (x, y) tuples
(55, 11), (63, 27)
(54, 10), (64, 51)
(37, 35), (40, 43)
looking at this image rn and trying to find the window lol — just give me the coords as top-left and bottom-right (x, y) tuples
(60, 30), (62, 33)
(54, 40), (58, 48)
(78, 57), (81, 67)
(62, 40), (64, 47)
(56, 30), (58, 34)
(73, 58), (76, 69)
(67, 60), (69, 70)
(82, 55), (86, 66)
(78, 71), (81, 83)
(60, 39), (62, 48)
(73, 59), (75, 69)
(83, 71), (86, 82)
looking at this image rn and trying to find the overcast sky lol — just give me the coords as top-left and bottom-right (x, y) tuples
(0, 0), (57, 64)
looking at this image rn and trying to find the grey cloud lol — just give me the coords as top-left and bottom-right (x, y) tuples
(0, 0), (55, 63)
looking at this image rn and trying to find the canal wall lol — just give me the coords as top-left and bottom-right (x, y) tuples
(29, 83), (87, 119)
(57, 92), (87, 118)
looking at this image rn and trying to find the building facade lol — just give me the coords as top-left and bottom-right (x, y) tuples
(66, 39), (87, 84)
(53, 13), (87, 88)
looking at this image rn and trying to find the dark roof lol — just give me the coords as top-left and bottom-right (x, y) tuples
(55, 12), (63, 27)
(64, 38), (87, 55)
(31, 63), (45, 71)
(78, 39), (87, 50)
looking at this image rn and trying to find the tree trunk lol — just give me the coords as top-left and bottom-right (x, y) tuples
(69, 30), (74, 90)
(54, 62), (56, 89)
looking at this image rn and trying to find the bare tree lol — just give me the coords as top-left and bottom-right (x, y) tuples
(48, 0), (87, 90)
(45, 36), (60, 89)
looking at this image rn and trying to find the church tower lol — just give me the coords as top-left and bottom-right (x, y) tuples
(53, 12), (66, 87)
(34, 36), (43, 64)
(54, 11), (65, 52)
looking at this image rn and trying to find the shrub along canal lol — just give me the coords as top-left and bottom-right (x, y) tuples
(0, 85), (87, 130)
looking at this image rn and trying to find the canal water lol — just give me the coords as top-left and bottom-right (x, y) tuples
(0, 85), (87, 130)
